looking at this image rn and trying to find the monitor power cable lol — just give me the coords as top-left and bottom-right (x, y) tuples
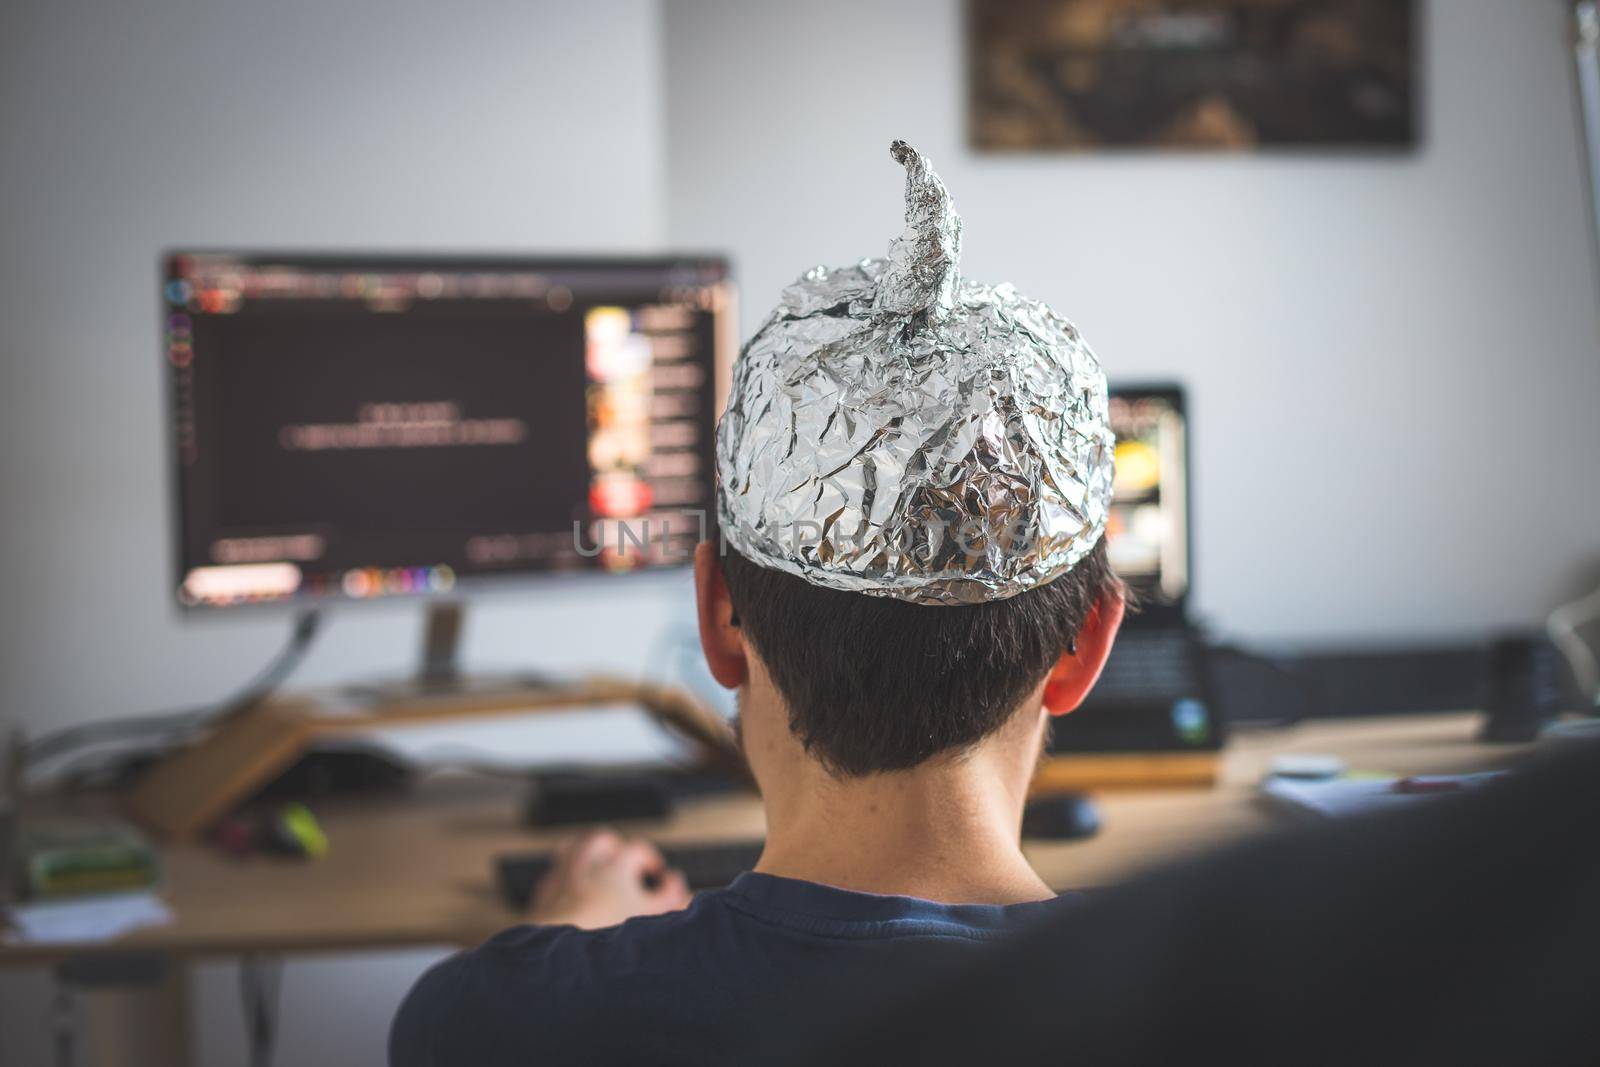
(23, 610), (324, 772)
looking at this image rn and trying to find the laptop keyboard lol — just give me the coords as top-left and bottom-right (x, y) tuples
(1091, 630), (1202, 702)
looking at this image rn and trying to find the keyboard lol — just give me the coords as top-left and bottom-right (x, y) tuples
(496, 840), (766, 910)
(1090, 630), (1202, 702)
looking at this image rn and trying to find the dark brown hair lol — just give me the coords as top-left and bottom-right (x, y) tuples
(719, 537), (1116, 777)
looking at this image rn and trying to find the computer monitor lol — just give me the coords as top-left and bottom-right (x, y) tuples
(1105, 384), (1190, 617)
(164, 253), (735, 609)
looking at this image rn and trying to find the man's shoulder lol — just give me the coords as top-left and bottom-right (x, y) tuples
(400, 908), (701, 1015)
(388, 880), (1074, 1066)
(389, 900), (734, 1067)
(471, 903), (707, 978)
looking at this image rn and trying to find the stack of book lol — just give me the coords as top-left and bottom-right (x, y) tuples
(3, 817), (170, 946)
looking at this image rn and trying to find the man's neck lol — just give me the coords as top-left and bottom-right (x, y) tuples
(753, 729), (1054, 906)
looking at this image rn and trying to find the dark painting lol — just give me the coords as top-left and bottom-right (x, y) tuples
(968, 0), (1417, 151)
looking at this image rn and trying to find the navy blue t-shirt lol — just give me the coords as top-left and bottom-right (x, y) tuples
(390, 872), (1072, 1066)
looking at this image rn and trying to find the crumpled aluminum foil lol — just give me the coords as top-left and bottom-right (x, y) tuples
(715, 140), (1113, 605)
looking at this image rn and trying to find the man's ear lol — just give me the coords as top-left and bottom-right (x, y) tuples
(694, 541), (747, 690)
(1041, 587), (1125, 717)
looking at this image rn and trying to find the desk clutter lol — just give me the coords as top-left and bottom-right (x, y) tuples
(3, 818), (170, 946)
(1, 807), (324, 945)
(5, 891), (172, 947)
(1261, 770), (1509, 819)
(14, 818), (160, 900)
(210, 802), (329, 860)
(0, 677), (744, 949)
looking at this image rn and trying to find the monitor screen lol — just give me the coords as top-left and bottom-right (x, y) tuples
(1105, 385), (1190, 609)
(164, 253), (734, 608)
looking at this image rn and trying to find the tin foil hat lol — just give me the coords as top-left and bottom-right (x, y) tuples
(715, 141), (1113, 606)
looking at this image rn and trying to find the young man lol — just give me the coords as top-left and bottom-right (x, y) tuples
(390, 141), (1124, 1066)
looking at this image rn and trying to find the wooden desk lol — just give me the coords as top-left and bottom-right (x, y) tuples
(1, 711), (1528, 969)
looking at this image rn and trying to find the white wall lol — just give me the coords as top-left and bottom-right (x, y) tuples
(0, 2), (678, 1064)
(664, 0), (1600, 645)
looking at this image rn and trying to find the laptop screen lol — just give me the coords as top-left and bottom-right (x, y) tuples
(1106, 385), (1190, 618)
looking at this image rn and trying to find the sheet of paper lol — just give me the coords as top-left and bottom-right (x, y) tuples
(1262, 775), (1410, 818)
(1261, 772), (1505, 818)
(4, 892), (172, 945)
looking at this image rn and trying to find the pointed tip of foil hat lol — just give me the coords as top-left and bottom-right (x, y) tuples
(877, 140), (963, 317)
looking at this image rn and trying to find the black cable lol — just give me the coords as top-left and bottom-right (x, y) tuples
(24, 610), (323, 768)
(240, 954), (284, 1067)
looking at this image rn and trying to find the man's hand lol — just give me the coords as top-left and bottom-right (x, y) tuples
(527, 829), (692, 930)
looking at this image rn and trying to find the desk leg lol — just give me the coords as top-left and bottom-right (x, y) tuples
(58, 953), (192, 1067)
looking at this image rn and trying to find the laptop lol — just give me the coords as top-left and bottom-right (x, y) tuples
(1048, 383), (1222, 754)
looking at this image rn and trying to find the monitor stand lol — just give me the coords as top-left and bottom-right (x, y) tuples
(344, 601), (557, 705)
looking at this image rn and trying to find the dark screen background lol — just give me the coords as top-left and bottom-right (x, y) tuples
(204, 310), (587, 534)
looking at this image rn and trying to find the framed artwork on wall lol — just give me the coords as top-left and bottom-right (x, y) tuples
(968, 0), (1418, 151)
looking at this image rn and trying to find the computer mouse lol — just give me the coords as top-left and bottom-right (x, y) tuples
(1022, 792), (1101, 841)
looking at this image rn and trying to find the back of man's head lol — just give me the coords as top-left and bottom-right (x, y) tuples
(720, 538), (1114, 776)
